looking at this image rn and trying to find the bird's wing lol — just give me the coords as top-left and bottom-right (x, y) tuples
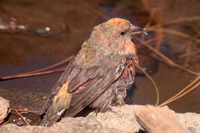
(40, 60), (78, 115)
(41, 55), (126, 126)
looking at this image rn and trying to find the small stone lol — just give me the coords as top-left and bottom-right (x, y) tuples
(0, 97), (10, 122)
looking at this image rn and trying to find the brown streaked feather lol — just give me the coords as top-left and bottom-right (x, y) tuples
(41, 55), (126, 126)
(40, 59), (79, 115)
(65, 63), (125, 117)
(40, 81), (72, 126)
(60, 57), (125, 116)
(67, 66), (100, 93)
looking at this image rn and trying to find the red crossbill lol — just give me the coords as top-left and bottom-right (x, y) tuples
(40, 18), (143, 127)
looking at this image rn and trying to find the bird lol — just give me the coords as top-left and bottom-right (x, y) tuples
(40, 18), (143, 127)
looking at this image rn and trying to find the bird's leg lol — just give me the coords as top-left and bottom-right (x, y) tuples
(120, 89), (126, 107)
(94, 109), (100, 117)
(97, 105), (124, 120)
(107, 105), (124, 117)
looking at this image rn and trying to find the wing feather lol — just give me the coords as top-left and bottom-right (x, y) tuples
(41, 55), (126, 126)
(65, 60), (125, 116)
(40, 60), (79, 115)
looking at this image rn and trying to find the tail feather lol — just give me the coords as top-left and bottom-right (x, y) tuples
(40, 109), (66, 127)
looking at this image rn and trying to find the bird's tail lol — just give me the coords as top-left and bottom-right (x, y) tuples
(40, 108), (66, 127)
(40, 116), (47, 126)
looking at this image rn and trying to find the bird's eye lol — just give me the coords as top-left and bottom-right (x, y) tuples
(120, 31), (125, 36)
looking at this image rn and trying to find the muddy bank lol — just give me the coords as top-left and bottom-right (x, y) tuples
(0, 87), (46, 125)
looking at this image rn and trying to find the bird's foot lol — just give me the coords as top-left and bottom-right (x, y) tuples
(107, 105), (124, 117)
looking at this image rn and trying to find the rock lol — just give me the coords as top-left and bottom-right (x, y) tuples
(176, 112), (200, 133)
(0, 105), (199, 133)
(135, 105), (187, 133)
(94, 105), (142, 132)
(0, 96), (10, 122)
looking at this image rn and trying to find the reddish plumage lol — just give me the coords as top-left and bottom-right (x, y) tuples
(40, 18), (142, 127)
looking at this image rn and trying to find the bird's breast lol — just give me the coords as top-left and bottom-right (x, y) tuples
(121, 57), (136, 85)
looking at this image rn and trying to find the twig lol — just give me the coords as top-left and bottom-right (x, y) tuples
(134, 36), (200, 76)
(141, 0), (164, 51)
(183, 40), (192, 67)
(137, 36), (160, 47)
(12, 108), (40, 114)
(21, 55), (74, 74)
(163, 16), (200, 25)
(0, 120), (9, 127)
(164, 81), (200, 105)
(151, 24), (163, 55)
(140, 0), (152, 14)
(140, 7), (156, 41)
(159, 76), (200, 107)
(136, 65), (160, 106)
(179, 50), (200, 58)
(136, 35), (200, 107)
(173, 64), (199, 76)
(148, 27), (200, 44)
(1, 68), (65, 80)
(0, 55), (73, 80)
(12, 109), (30, 126)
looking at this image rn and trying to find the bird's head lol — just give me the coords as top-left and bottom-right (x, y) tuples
(79, 18), (146, 66)
(88, 18), (144, 56)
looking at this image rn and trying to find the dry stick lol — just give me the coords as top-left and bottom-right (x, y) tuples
(150, 1), (164, 51)
(145, 8), (156, 28)
(0, 38), (156, 81)
(148, 27), (200, 44)
(12, 109), (30, 126)
(23, 55), (73, 74)
(191, 24), (200, 37)
(155, 56), (200, 76)
(159, 76), (200, 107)
(136, 65), (160, 106)
(162, 81), (200, 106)
(141, 0), (155, 30)
(140, 0), (152, 13)
(135, 36), (200, 107)
(179, 50), (200, 58)
(173, 64), (199, 76)
(140, 36), (160, 45)
(11, 108), (40, 114)
(1, 55), (73, 80)
(180, 35), (199, 60)
(193, 43), (200, 53)
(140, 7), (156, 41)
(134, 36), (200, 76)
(1, 68), (65, 80)
(0, 120), (9, 127)
(184, 40), (192, 67)
(163, 16), (200, 25)
(136, 36), (159, 50)
(5, 55), (73, 77)
(141, 0), (164, 51)
(154, 25), (163, 51)
(139, 2), (160, 105)
(135, 37), (174, 65)
(160, 76), (200, 106)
